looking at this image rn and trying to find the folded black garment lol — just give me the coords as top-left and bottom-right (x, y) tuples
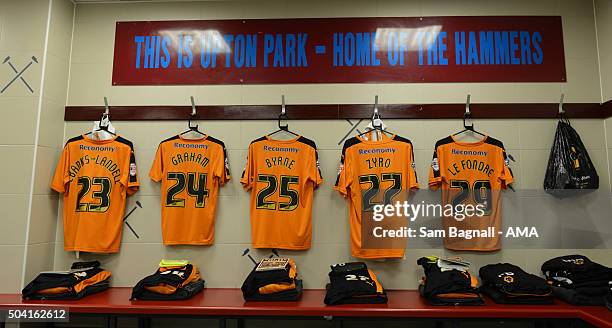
(573, 279), (612, 289)
(418, 285), (484, 306)
(542, 255), (612, 286)
(71, 260), (101, 270)
(480, 285), (553, 305)
(244, 280), (303, 302)
(416, 257), (483, 306)
(324, 262), (387, 305)
(326, 282), (387, 305)
(552, 286), (606, 306)
(131, 264), (204, 300)
(245, 265), (294, 287)
(574, 286), (610, 297)
(479, 263), (553, 305)
(241, 268), (294, 297)
(241, 259), (301, 302)
(606, 293), (611, 311)
(418, 258), (475, 296)
(24, 280), (109, 301)
(330, 262), (368, 274)
(132, 280), (205, 301)
(22, 261), (111, 300)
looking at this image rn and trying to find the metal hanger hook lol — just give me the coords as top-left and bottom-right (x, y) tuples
(278, 95), (289, 131)
(99, 97), (110, 127)
(373, 95), (379, 119)
(188, 96), (198, 130)
(190, 96), (197, 117)
(103, 96), (109, 116)
(558, 93), (565, 115)
(281, 95), (286, 115)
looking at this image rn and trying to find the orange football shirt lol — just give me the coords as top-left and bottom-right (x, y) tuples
(428, 135), (514, 251)
(149, 135), (230, 245)
(241, 135), (323, 250)
(51, 135), (139, 253)
(334, 133), (419, 259)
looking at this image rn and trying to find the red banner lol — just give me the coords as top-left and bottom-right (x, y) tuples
(112, 17), (566, 85)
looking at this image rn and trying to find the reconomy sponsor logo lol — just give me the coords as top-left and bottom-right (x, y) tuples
(452, 149), (487, 156)
(359, 148), (396, 155)
(80, 145), (115, 152)
(264, 145), (299, 153)
(174, 142), (208, 149)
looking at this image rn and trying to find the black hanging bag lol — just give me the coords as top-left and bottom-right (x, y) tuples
(544, 116), (598, 197)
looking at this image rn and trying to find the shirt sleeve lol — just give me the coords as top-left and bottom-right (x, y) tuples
(124, 144), (140, 196)
(428, 147), (443, 190)
(240, 143), (255, 191)
(333, 146), (351, 197)
(308, 145), (323, 187)
(498, 147), (514, 189)
(51, 145), (70, 193)
(149, 144), (163, 183)
(214, 143), (231, 186)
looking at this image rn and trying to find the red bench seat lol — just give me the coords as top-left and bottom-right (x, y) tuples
(0, 288), (610, 327)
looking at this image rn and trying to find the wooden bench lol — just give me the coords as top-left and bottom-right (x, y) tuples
(1, 288), (610, 328)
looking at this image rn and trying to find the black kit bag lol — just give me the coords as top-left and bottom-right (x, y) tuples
(544, 117), (598, 197)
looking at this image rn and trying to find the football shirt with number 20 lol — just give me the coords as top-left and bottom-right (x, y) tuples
(428, 135), (513, 251)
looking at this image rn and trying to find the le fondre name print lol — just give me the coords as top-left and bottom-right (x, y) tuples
(112, 16), (566, 85)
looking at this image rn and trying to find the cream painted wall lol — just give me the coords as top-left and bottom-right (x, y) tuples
(54, 0), (612, 291)
(24, 0), (75, 285)
(0, 0), (73, 294)
(0, 0), (49, 293)
(596, 0), (612, 102)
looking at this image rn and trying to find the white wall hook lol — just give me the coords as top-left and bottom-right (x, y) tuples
(103, 96), (109, 116)
(281, 95), (286, 115)
(190, 96), (197, 116)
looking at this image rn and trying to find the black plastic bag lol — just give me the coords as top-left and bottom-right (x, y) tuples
(544, 118), (598, 197)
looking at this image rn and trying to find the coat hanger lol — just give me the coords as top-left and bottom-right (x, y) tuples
(97, 97), (114, 133)
(452, 94), (486, 138)
(180, 96), (205, 138)
(358, 95), (394, 139)
(268, 95), (299, 137)
(85, 97), (116, 139)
